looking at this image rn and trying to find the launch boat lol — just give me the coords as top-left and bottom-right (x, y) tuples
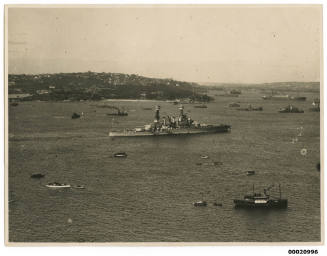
(46, 182), (71, 189)
(109, 105), (231, 137)
(234, 184), (288, 209)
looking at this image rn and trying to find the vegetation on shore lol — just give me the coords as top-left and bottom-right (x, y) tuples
(8, 72), (212, 102)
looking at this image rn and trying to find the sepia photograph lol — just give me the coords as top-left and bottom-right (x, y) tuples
(4, 4), (322, 244)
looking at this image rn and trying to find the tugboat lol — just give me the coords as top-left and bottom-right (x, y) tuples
(279, 105), (304, 113)
(234, 184), (287, 209)
(109, 105), (231, 137)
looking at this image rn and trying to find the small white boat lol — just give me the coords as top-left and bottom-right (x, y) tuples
(46, 182), (71, 188)
(114, 152), (128, 158)
(201, 155), (209, 159)
(193, 201), (207, 207)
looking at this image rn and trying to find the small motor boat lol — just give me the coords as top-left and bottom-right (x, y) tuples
(74, 185), (85, 189)
(72, 113), (80, 119)
(247, 171), (255, 176)
(114, 152), (128, 158)
(193, 201), (207, 207)
(31, 173), (45, 179)
(46, 182), (71, 188)
(201, 155), (209, 159)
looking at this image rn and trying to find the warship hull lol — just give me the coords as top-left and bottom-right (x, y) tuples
(109, 125), (231, 137)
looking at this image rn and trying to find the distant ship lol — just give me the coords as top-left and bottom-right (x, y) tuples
(229, 102), (240, 108)
(310, 98), (320, 112)
(230, 89), (242, 95)
(194, 104), (207, 108)
(289, 96), (306, 101)
(279, 105), (304, 113)
(234, 184), (288, 209)
(262, 95), (289, 100)
(109, 105), (231, 137)
(237, 105), (263, 111)
(106, 106), (128, 116)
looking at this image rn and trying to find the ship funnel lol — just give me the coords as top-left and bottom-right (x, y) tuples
(154, 105), (160, 122)
(179, 105), (184, 116)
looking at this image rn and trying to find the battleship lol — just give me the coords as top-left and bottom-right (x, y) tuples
(109, 105), (231, 137)
(234, 184), (288, 209)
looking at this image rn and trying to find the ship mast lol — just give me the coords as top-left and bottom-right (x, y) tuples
(154, 105), (160, 123)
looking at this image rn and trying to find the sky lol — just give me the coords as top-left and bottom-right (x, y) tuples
(7, 6), (322, 83)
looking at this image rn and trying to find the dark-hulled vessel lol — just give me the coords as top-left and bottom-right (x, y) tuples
(279, 105), (304, 113)
(109, 105), (231, 137)
(234, 184), (288, 209)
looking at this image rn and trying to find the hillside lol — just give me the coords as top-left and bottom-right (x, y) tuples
(202, 81), (320, 93)
(8, 72), (212, 102)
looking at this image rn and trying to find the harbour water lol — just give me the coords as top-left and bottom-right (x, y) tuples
(8, 89), (320, 242)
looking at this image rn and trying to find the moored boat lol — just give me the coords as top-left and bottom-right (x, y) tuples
(72, 113), (80, 119)
(246, 171), (255, 176)
(193, 201), (207, 207)
(194, 104), (207, 108)
(46, 182), (71, 188)
(234, 184), (287, 209)
(31, 173), (45, 179)
(237, 105), (263, 111)
(229, 102), (240, 107)
(279, 105), (304, 113)
(262, 94), (289, 100)
(289, 96), (306, 101)
(74, 185), (85, 189)
(114, 152), (128, 158)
